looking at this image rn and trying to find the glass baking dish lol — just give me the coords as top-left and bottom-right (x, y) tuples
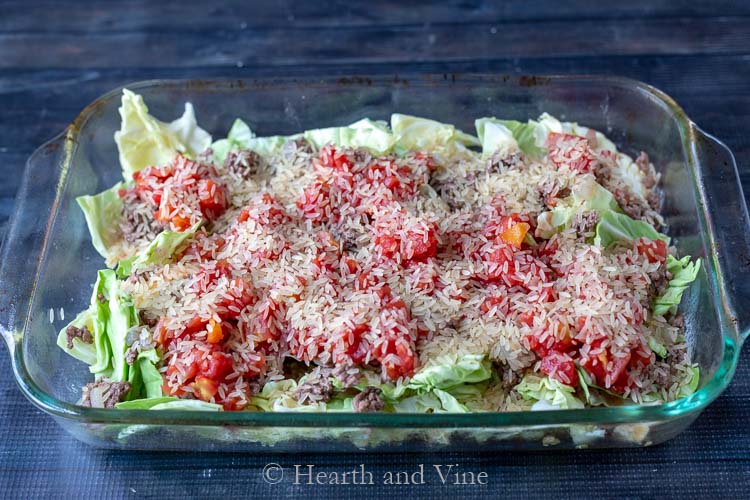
(1, 75), (748, 451)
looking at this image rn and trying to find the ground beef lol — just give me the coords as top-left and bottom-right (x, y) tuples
(224, 149), (268, 179)
(120, 193), (164, 243)
(196, 147), (214, 163)
(647, 188), (662, 210)
(538, 180), (570, 208)
(486, 151), (524, 174)
(65, 325), (93, 349)
(585, 129), (598, 149)
(124, 346), (139, 366)
(350, 148), (372, 165)
(281, 137), (314, 161)
(496, 363), (521, 391)
(124, 325), (155, 366)
(665, 343), (688, 366)
(635, 151), (659, 189)
(670, 313), (685, 330)
(294, 366), (334, 404)
(332, 225), (362, 252)
(352, 386), (385, 413)
(79, 380), (131, 408)
(635, 151), (650, 173)
(138, 310), (158, 328)
(331, 364), (362, 389)
(647, 265), (673, 306)
(430, 175), (474, 211)
(283, 358), (311, 381)
(572, 210), (600, 239)
(617, 191), (647, 220)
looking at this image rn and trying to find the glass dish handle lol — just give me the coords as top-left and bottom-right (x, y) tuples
(694, 126), (750, 342)
(0, 131), (69, 356)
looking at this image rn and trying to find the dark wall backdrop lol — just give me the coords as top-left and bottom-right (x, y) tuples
(1, 1), (749, 498)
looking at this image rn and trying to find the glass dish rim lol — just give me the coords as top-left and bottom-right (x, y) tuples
(4, 73), (747, 429)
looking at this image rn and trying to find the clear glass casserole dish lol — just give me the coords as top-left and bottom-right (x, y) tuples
(1, 74), (748, 451)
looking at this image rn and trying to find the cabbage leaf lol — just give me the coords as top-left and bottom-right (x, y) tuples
(116, 222), (201, 278)
(76, 182), (125, 262)
(391, 113), (479, 155)
(536, 176), (621, 238)
(595, 210), (669, 248)
(115, 89), (211, 180)
(514, 374), (584, 410)
(56, 308), (98, 366)
(115, 397), (222, 411)
(211, 118), (293, 164)
(653, 255), (702, 317)
(304, 118), (395, 155)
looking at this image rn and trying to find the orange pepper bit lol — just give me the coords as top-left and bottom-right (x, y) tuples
(499, 222), (531, 248)
(206, 319), (224, 344)
(192, 376), (219, 401)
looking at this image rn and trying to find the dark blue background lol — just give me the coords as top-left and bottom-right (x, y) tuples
(1, 1), (749, 498)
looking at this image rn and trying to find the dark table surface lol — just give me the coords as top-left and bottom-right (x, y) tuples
(2, 1), (750, 498)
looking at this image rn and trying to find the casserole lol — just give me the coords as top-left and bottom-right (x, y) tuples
(1, 75), (748, 451)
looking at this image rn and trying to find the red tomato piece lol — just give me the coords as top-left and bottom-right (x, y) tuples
(539, 351), (579, 387)
(547, 132), (597, 173)
(296, 181), (331, 222)
(635, 237), (667, 264)
(197, 179), (228, 220)
(200, 351), (234, 381)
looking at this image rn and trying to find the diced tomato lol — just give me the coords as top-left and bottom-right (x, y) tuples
(249, 298), (283, 343)
(413, 152), (438, 172)
(528, 318), (578, 359)
(238, 193), (287, 226)
(635, 237), (667, 264)
(535, 286), (557, 303)
(221, 395), (248, 411)
(135, 156), (229, 231)
(246, 352), (266, 375)
(191, 260), (233, 294)
(608, 352), (632, 390)
(153, 317), (168, 345)
(333, 323), (370, 365)
(547, 132), (597, 173)
(192, 376), (219, 401)
(375, 233), (400, 258)
(197, 179), (228, 220)
(296, 181), (331, 222)
(199, 351), (234, 380)
(216, 278), (255, 319)
(356, 269), (379, 290)
(166, 347), (203, 381)
(181, 316), (209, 338)
(539, 351), (579, 387)
(341, 256), (359, 275)
(318, 145), (352, 171)
(373, 297), (417, 380)
(181, 233), (225, 262)
(408, 226), (438, 262)
(518, 311), (535, 328)
(485, 243), (521, 285)
(238, 207), (250, 223)
(161, 380), (182, 397)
